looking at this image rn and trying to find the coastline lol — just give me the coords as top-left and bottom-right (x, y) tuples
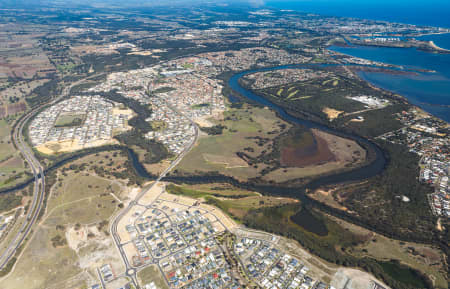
(416, 31), (450, 37)
(356, 70), (448, 123)
(427, 40), (450, 53)
(345, 63), (448, 124)
(328, 46), (450, 123)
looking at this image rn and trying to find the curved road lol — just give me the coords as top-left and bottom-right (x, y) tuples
(0, 109), (45, 269)
(0, 74), (103, 271)
(110, 102), (199, 288)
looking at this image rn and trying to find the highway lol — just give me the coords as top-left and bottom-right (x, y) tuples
(0, 74), (103, 271)
(0, 108), (45, 270)
(0, 68), (197, 285)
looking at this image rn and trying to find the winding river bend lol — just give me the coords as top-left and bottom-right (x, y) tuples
(228, 65), (387, 190)
(1, 66), (387, 195)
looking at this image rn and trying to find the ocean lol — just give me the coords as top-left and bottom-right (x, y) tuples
(265, 0), (450, 122)
(266, 0), (450, 28)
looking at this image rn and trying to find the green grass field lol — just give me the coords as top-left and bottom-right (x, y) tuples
(177, 105), (290, 181)
(54, 113), (85, 127)
(138, 265), (169, 289)
(150, 120), (167, 131)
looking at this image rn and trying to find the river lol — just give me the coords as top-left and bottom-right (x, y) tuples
(228, 66), (387, 190)
(2, 66), (387, 195)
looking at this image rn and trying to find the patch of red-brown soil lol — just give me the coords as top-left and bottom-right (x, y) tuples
(281, 134), (336, 167)
(0, 102), (27, 117)
(419, 248), (441, 263)
(7, 102), (26, 114)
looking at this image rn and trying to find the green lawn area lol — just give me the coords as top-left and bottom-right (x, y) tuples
(56, 62), (77, 72)
(191, 103), (210, 109)
(150, 120), (167, 131)
(54, 113), (85, 127)
(138, 265), (169, 289)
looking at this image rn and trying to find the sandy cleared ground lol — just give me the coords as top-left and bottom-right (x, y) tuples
(203, 153), (249, 168)
(194, 108), (224, 127)
(112, 107), (134, 118)
(144, 160), (171, 178)
(331, 268), (390, 289)
(105, 277), (131, 289)
(122, 242), (139, 267)
(323, 107), (344, 120)
(198, 203), (238, 231)
(309, 188), (348, 211)
(125, 187), (141, 205)
(158, 186), (239, 231)
(127, 51), (153, 56)
(194, 117), (214, 127)
(116, 205), (144, 244)
(138, 182), (164, 205)
(36, 139), (119, 155)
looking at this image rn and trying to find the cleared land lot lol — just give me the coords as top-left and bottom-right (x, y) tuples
(138, 264), (169, 289)
(0, 166), (126, 289)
